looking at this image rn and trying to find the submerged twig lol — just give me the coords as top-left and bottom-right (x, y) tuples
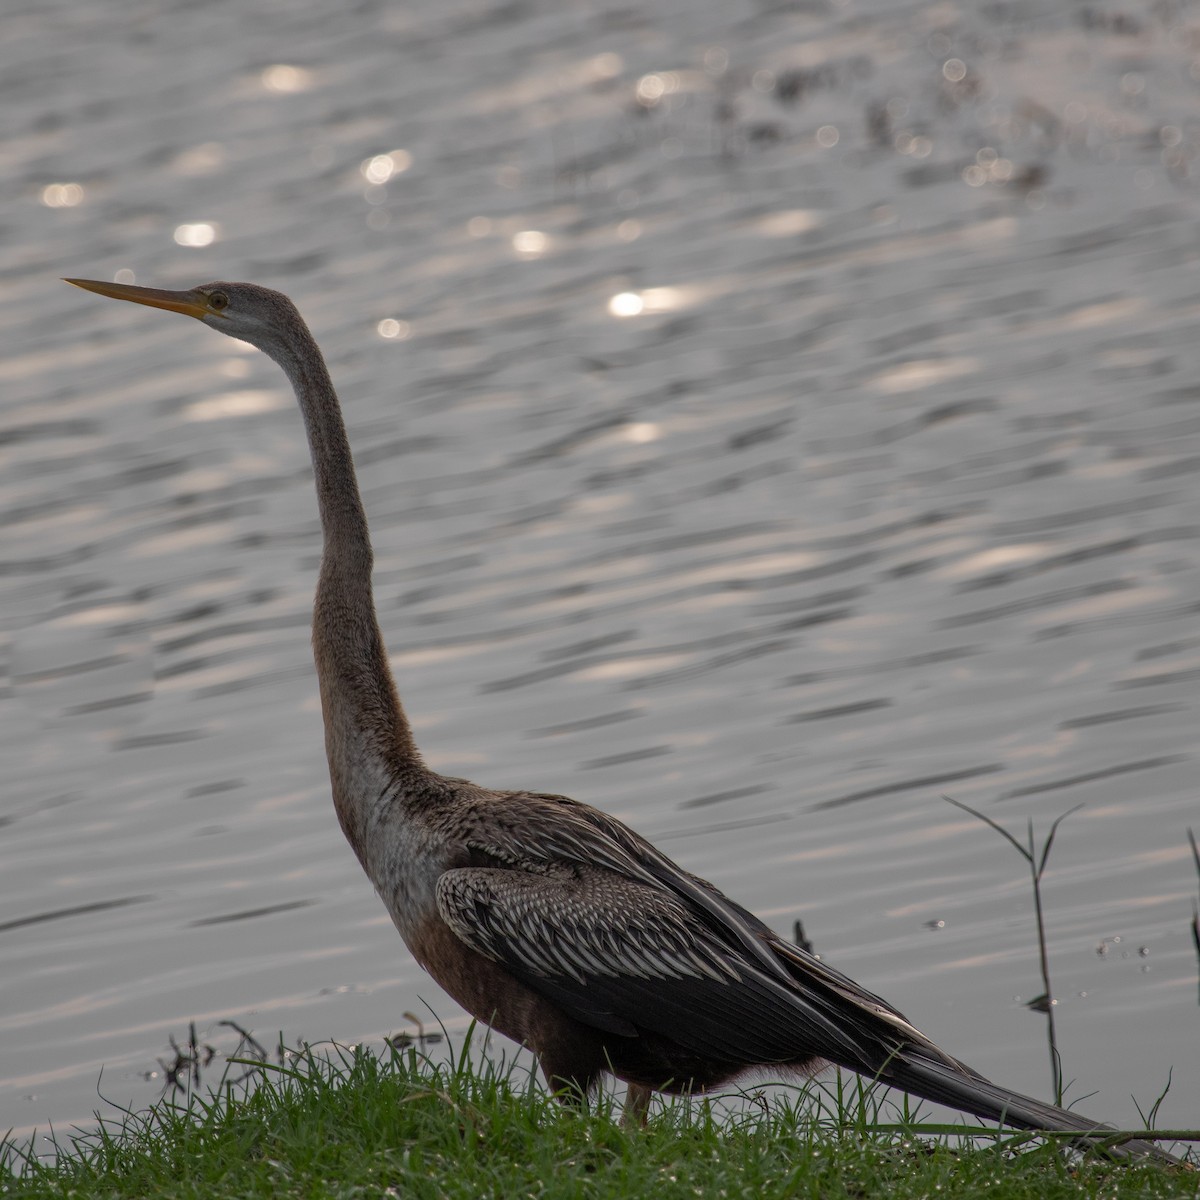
(156, 1021), (216, 1097)
(216, 1018), (270, 1063)
(386, 1011), (444, 1051)
(155, 1020), (275, 1096)
(944, 795), (1084, 1107)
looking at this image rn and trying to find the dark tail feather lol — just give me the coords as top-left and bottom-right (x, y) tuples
(881, 1051), (1182, 1165)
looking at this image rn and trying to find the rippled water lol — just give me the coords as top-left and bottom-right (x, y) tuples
(3, 0), (1198, 1149)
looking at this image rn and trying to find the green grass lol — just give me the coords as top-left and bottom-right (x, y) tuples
(2, 1035), (1194, 1199)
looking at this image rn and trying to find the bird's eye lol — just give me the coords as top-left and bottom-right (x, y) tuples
(208, 291), (229, 311)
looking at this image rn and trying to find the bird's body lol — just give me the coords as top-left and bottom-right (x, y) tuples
(66, 277), (1180, 1161)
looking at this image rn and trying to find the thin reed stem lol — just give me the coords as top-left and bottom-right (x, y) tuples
(944, 796), (1083, 1105)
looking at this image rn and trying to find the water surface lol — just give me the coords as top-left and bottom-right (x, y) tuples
(2, 0), (1198, 1147)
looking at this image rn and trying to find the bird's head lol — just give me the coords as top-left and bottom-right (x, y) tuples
(64, 278), (307, 360)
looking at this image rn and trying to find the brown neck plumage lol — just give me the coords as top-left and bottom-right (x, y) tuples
(278, 328), (422, 789)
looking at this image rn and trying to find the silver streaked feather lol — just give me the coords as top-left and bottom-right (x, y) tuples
(436, 864), (738, 985)
(439, 789), (947, 1060)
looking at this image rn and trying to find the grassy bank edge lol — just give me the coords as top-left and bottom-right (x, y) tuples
(2, 1037), (1194, 1199)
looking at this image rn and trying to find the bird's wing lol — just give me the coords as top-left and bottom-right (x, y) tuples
(436, 860), (890, 1066)
(451, 792), (964, 1075)
(467, 791), (793, 981)
(557, 794), (956, 1050)
(442, 792), (1184, 1161)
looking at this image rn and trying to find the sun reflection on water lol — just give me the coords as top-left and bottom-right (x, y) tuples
(261, 64), (312, 93)
(41, 183), (84, 208)
(173, 223), (217, 248)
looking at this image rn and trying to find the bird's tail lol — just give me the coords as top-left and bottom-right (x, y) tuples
(880, 1049), (1183, 1165)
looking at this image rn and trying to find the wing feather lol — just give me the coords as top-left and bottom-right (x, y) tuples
(426, 787), (1180, 1156)
(436, 863), (892, 1066)
(489, 794), (965, 1062)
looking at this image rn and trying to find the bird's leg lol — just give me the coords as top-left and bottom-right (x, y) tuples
(622, 1082), (652, 1128)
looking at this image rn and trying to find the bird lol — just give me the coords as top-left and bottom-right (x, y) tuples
(65, 277), (1179, 1162)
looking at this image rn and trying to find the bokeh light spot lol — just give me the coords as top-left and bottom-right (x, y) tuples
(377, 319), (411, 340)
(637, 74), (667, 105)
(173, 223), (217, 247)
(625, 422), (659, 444)
(262, 64), (312, 93)
(757, 210), (820, 237)
(42, 183), (84, 208)
(512, 230), (548, 257)
(609, 292), (644, 317)
(361, 150), (412, 184)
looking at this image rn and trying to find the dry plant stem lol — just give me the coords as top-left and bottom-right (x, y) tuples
(1188, 828), (1200, 1005)
(943, 796), (1084, 1107)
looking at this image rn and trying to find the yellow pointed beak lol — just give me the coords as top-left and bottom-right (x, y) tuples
(64, 278), (214, 320)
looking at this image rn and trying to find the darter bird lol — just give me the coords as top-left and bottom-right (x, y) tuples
(65, 278), (1181, 1162)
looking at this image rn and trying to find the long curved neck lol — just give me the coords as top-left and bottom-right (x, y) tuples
(269, 328), (422, 844)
